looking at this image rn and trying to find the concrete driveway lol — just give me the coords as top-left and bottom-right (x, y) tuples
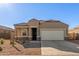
(41, 40), (79, 56)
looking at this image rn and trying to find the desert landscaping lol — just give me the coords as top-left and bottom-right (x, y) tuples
(0, 39), (79, 56)
(0, 39), (41, 55)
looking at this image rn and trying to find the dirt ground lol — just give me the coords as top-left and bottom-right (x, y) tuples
(0, 40), (41, 55)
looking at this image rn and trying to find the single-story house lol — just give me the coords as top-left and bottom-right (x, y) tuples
(0, 25), (13, 39)
(69, 26), (79, 40)
(14, 19), (68, 43)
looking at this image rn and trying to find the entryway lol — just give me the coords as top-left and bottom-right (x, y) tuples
(32, 28), (37, 40)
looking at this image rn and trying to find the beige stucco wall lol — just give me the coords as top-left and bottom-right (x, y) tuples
(15, 26), (28, 28)
(15, 28), (28, 37)
(68, 28), (79, 40)
(69, 29), (79, 33)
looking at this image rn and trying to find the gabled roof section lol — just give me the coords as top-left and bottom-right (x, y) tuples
(14, 22), (28, 26)
(42, 19), (68, 26)
(28, 18), (39, 22)
(57, 21), (68, 26)
(14, 19), (68, 27)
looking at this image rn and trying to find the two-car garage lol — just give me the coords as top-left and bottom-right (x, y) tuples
(40, 20), (68, 41)
(40, 28), (66, 40)
(40, 29), (65, 40)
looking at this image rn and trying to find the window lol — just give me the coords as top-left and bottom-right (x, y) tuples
(22, 29), (27, 36)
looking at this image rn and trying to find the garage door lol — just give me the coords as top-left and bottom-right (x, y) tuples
(41, 31), (64, 40)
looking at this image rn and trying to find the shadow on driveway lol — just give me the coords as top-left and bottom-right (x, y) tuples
(22, 41), (41, 48)
(17, 40), (79, 54)
(41, 40), (79, 53)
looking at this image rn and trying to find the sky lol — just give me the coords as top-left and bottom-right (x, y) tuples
(0, 3), (79, 29)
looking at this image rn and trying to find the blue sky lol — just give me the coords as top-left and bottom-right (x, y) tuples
(0, 3), (79, 28)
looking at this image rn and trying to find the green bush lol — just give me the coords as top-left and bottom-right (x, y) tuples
(10, 41), (15, 46)
(0, 47), (2, 51)
(0, 38), (4, 45)
(1, 40), (4, 44)
(10, 41), (14, 44)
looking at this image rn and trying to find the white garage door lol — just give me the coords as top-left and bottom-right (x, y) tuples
(41, 31), (64, 40)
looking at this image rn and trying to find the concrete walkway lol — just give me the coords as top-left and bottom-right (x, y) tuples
(41, 40), (79, 56)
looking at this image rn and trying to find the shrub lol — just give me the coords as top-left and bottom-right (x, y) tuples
(0, 47), (2, 51)
(10, 41), (14, 44)
(10, 40), (15, 46)
(1, 40), (4, 44)
(0, 38), (4, 45)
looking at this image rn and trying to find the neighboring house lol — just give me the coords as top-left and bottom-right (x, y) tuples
(0, 25), (13, 39)
(14, 19), (68, 43)
(69, 26), (79, 40)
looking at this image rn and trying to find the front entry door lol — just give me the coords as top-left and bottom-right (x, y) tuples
(32, 28), (37, 40)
